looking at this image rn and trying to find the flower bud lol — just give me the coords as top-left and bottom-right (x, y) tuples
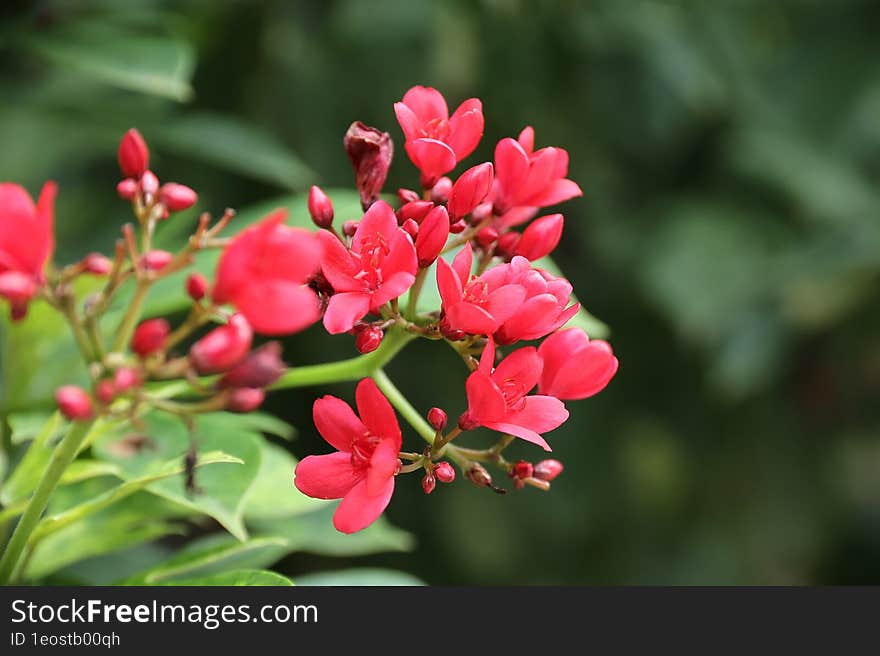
(356, 326), (384, 354)
(476, 226), (499, 249)
(118, 128), (149, 178)
(95, 380), (116, 405)
(343, 220), (359, 237)
(141, 249), (173, 272)
(533, 459), (564, 482)
(466, 463), (492, 488)
(159, 183), (198, 212)
(113, 367), (141, 392)
(397, 188), (419, 204)
(514, 214), (563, 261)
(427, 407), (448, 432)
(421, 473), (436, 495)
(56, 385), (94, 421)
(430, 176), (452, 204)
(495, 231), (521, 260)
(83, 252), (112, 275)
(449, 219), (467, 234)
(471, 201), (493, 223)
(308, 185), (334, 229)
(186, 273), (208, 301)
(131, 318), (170, 357)
(189, 314), (253, 374)
(511, 460), (534, 480)
(139, 170), (159, 196)
(219, 341), (285, 389)
(227, 387), (265, 413)
(401, 218), (419, 240)
(344, 121), (394, 209)
(434, 461), (455, 483)
(448, 163), (494, 220)
(396, 200), (433, 224)
(458, 410), (479, 431)
(415, 205), (450, 268)
(116, 178), (138, 200)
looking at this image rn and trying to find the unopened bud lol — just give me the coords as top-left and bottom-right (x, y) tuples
(118, 128), (149, 178)
(458, 411), (479, 431)
(421, 473), (436, 495)
(449, 219), (467, 234)
(448, 163), (494, 220)
(534, 459), (564, 482)
(343, 220), (359, 238)
(427, 407), (447, 432)
(220, 341), (285, 389)
(476, 226), (499, 249)
(95, 380), (116, 405)
(139, 170), (159, 196)
(186, 273), (208, 301)
(495, 231), (520, 260)
(415, 205), (450, 268)
(401, 218), (419, 240)
(434, 461), (455, 483)
(397, 188), (419, 204)
(113, 367), (141, 392)
(131, 318), (170, 357)
(56, 385), (94, 421)
(356, 326), (384, 354)
(189, 314), (253, 374)
(83, 253), (112, 275)
(344, 121), (394, 209)
(227, 387), (265, 413)
(512, 460), (534, 480)
(430, 176), (452, 204)
(141, 250), (173, 271)
(158, 183), (198, 213)
(308, 185), (334, 229)
(396, 200), (433, 224)
(466, 463), (492, 488)
(116, 178), (138, 200)
(471, 201), (493, 223)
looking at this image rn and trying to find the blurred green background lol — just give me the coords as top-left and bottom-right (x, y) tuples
(2, 0), (880, 584)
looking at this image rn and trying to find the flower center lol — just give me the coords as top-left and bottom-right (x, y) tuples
(350, 431), (381, 469)
(500, 378), (527, 411)
(421, 117), (451, 141)
(351, 233), (390, 291)
(462, 277), (489, 305)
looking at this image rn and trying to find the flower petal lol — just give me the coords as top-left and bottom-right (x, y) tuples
(333, 477), (395, 534)
(313, 394), (367, 451)
(465, 370), (506, 423)
(322, 292), (371, 334)
(356, 378), (402, 447)
(294, 451), (361, 499)
(447, 98), (484, 160)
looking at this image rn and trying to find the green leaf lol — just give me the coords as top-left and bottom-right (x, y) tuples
(251, 505), (416, 557)
(155, 113), (314, 189)
(121, 535), (289, 585)
(60, 459), (123, 485)
(92, 412), (262, 540)
(244, 441), (330, 521)
(0, 412), (64, 505)
(157, 569), (294, 586)
(23, 19), (195, 101)
(7, 411), (61, 445)
(294, 568), (424, 586)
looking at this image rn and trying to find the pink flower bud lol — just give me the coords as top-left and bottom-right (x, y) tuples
(533, 459), (564, 482)
(186, 272), (208, 301)
(343, 220), (359, 237)
(139, 170), (159, 196)
(421, 473), (436, 495)
(427, 407), (447, 432)
(449, 219), (467, 234)
(401, 218), (419, 240)
(511, 460), (534, 480)
(448, 163), (494, 220)
(430, 176), (452, 204)
(355, 326), (384, 354)
(466, 463), (492, 487)
(118, 128), (149, 178)
(116, 178), (138, 200)
(344, 121), (394, 209)
(141, 250), (173, 271)
(308, 185), (334, 229)
(55, 385), (94, 421)
(113, 367), (141, 392)
(131, 318), (170, 357)
(495, 231), (520, 260)
(189, 314), (253, 374)
(158, 183), (198, 212)
(458, 410), (479, 431)
(514, 214), (563, 261)
(83, 253), (112, 275)
(396, 200), (434, 224)
(476, 226), (499, 249)
(434, 461), (455, 483)
(227, 387), (265, 413)
(219, 341), (285, 389)
(415, 205), (449, 268)
(471, 201), (493, 223)
(95, 380), (116, 405)
(397, 188), (419, 204)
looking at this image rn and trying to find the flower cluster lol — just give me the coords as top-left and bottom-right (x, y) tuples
(0, 85), (617, 537)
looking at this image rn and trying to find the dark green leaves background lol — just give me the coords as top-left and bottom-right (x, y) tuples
(1, 0), (879, 584)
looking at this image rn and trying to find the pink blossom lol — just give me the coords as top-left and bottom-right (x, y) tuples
(538, 328), (618, 400)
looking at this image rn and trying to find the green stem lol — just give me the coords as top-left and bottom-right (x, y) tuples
(405, 268), (427, 320)
(372, 369), (435, 443)
(0, 420), (95, 584)
(111, 281), (150, 353)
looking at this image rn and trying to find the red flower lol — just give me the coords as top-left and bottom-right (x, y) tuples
(394, 85), (484, 185)
(415, 205), (450, 267)
(481, 256), (579, 344)
(0, 181), (56, 320)
(118, 129), (149, 179)
(294, 378), (402, 534)
(319, 201), (417, 334)
(491, 127), (582, 224)
(461, 337), (568, 451)
(538, 328), (618, 400)
(189, 313), (253, 374)
(513, 213), (563, 261)
(447, 163), (494, 220)
(212, 209), (322, 335)
(436, 243), (526, 336)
